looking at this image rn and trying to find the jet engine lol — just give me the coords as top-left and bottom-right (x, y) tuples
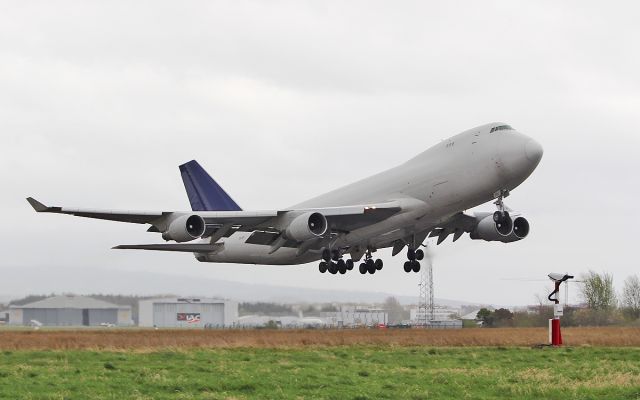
(470, 214), (530, 243)
(285, 212), (328, 242)
(162, 214), (206, 242)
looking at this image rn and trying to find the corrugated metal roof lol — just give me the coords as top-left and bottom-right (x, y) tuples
(12, 295), (130, 310)
(141, 297), (228, 304)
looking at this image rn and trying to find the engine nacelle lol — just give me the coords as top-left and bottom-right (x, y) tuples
(470, 215), (530, 243)
(285, 212), (328, 242)
(162, 214), (206, 242)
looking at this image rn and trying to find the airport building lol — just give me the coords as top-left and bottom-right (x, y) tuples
(138, 298), (238, 328)
(8, 295), (132, 327)
(410, 306), (461, 322)
(322, 306), (388, 327)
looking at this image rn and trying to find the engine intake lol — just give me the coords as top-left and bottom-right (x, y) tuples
(285, 212), (328, 242)
(470, 214), (530, 243)
(512, 216), (530, 239)
(162, 214), (206, 242)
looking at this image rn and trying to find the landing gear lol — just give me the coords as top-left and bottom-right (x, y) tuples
(337, 259), (347, 274)
(411, 260), (420, 272)
(358, 249), (383, 275)
(328, 262), (338, 274)
(359, 263), (367, 274)
(493, 190), (514, 235)
(403, 260), (420, 273)
(319, 262), (328, 273)
(319, 247), (355, 275)
(320, 247), (382, 276)
(404, 248), (421, 273)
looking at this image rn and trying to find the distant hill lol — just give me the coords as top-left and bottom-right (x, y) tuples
(0, 266), (482, 307)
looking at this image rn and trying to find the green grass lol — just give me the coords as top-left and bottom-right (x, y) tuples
(0, 347), (639, 399)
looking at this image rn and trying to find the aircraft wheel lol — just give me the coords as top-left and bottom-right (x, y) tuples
(359, 263), (367, 274)
(404, 261), (412, 273)
(337, 260), (347, 274)
(415, 249), (424, 261)
(329, 263), (338, 274)
(346, 259), (354, 270)
(322, 249), (331, 262)
(331, 250), (340, 262)
(412, 261), (421, 273)
(368, 263), (376, 274)
(319, 262), (327, 273)
(407, 248), (416, 261)
(375, 259), (383, 270)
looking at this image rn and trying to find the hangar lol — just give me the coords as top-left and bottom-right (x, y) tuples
(8, 295), (132, 326)
(138, 298), (238, 328)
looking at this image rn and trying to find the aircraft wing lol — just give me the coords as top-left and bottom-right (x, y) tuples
(427, 212), (479, 244)
(27, 197), (402, 240)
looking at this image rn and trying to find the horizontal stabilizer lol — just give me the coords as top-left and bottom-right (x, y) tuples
(179, 160), (242, 212)
(113, 243), (221, 252)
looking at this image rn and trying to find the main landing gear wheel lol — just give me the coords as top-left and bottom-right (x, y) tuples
(337, 259), (347, 274)
(404, 260), (421, 273)
(411, 260), (421, 273)
(328, 262), (338, 274)
(415, 249), (424, 261)
(367, 259), (376, 274)
(319, 262), (328, 273)
(346, 259), (354, 270)
(375, 259), (383, 270)
(404, 261), (411, 273)
(359, 263), (367, 274)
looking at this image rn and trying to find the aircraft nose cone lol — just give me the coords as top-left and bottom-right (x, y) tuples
(525, 139), (543, 163)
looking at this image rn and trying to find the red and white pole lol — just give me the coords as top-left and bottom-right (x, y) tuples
(548, 281), (564, 346)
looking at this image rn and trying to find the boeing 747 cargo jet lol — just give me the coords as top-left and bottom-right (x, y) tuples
(27, 122), (543, 275)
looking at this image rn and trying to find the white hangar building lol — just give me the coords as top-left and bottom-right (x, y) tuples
(8, 295), (132, 327)
(138, 298), (238, 328)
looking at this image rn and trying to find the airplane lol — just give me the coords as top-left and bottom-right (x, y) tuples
(27, 122), (543, 276)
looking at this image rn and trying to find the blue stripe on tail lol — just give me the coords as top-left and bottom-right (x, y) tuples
(179, 160), (242, 212)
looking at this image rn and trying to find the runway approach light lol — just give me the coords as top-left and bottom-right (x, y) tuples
(547, 272), (574, 346)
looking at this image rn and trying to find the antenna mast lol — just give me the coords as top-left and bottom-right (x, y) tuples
(418, 246), (434, 324)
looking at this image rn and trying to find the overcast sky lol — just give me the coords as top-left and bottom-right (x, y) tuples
(1, 1), (638, 305)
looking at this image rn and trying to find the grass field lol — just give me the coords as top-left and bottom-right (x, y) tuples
(0, 328), (639, 399)
(1, 327), (640, 350)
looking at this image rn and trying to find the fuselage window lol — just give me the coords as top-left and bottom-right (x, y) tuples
(490, 125), (514, 133)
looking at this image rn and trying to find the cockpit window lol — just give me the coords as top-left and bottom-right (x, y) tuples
(490, 125), (514, 133)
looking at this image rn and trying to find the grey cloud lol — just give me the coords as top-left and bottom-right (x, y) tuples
(1, 0), (639, 305)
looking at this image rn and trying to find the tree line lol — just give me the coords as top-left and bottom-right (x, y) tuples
(477, 271), (640, 327)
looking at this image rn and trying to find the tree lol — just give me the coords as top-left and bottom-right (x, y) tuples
(476, 308), (493, 326)
(622, 275), (640, 319)
(580, 271), (617, 311)
(383, 297), (407, 324)
(492, 308), (514, 327)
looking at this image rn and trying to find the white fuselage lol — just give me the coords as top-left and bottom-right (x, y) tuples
(200, 123), (543, 265)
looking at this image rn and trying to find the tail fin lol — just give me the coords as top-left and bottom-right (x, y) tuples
(179, 160), (242, 211)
